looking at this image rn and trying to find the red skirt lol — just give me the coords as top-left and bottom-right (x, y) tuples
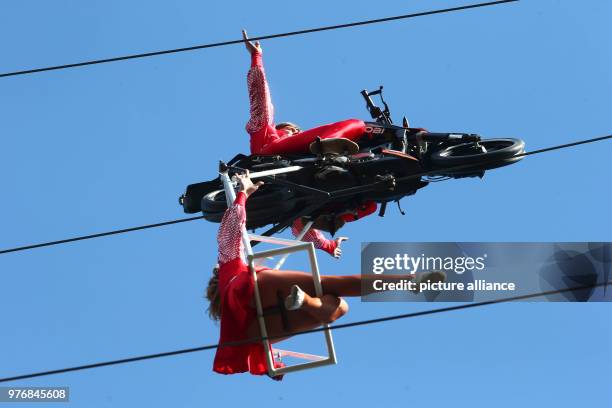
(212, 259), (278, 376)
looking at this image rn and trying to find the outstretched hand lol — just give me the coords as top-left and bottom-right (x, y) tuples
(242, 29), (262, 55)
(333, 237), (349, 259)
(235, 170), (264, 197)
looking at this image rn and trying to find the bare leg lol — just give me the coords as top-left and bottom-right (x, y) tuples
(254, 269), (415, 306)
(245, 269), (413, 341)
(299, 293), (349, 324)
(245, 295), (348, 343)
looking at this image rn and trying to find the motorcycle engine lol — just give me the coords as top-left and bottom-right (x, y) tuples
(314, 165), (355, 191)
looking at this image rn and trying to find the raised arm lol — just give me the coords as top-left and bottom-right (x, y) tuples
(243, 30), (274, 135)
(217, 192), (247, 265)
(217, 172), (264, 265)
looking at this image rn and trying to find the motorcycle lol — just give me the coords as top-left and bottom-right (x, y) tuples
(179, 86), (525, 236)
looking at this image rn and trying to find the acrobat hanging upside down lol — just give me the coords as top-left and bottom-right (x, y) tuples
(206, 172), (446, 380)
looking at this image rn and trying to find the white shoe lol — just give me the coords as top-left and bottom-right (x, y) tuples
(412, 270), (447, 294)
(285, 285), (306, 311)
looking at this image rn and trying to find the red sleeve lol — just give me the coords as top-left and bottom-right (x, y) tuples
(217, 192), (247, 265)
(340, 200), (377, 223)
(291, 219), (338, 256)
(246, 51), (274, 134)
(234, 191), (247, 207)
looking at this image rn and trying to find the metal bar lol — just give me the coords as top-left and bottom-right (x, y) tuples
(247, 256), (276, 374)
(266, 242), (337, 376)
(251, 243), (313, 260)
(221, 166), (303, 190)
(261, 241), (338, 376)
(249, 234), (305, 247)
(254, 200), (330, 244)
(248, 166), (303, 179)
(274, 349), (326, 361)
(274, 221), (313, 269)
(272, 357), (336, 375)
(307, 244), (337, 365)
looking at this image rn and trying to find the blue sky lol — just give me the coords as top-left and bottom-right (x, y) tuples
(0, 0), (610, 406)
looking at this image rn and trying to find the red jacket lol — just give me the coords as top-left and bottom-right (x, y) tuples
(246, 52), (366, 155)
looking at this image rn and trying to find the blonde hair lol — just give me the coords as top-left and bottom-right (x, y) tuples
(205, 265), (221, 321)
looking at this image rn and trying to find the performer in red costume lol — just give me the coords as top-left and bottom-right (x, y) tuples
(242, 30), (377, 256)
(208, 172), (445, 380)
(242, 31), (367, 155)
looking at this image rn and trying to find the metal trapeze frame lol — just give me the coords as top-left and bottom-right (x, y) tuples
(220, 171), (337, 377)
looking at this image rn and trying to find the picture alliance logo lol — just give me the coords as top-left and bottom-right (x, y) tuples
(371, 253), (487, 275)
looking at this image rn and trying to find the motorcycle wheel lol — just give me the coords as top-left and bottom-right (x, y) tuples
(201, 186), (297, 228)
(429, 138), (525, 173)
(202, 202), (297, 229)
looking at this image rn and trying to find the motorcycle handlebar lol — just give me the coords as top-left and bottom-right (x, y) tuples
(360, 90), (376, 110)
(361, 88), (388, 122)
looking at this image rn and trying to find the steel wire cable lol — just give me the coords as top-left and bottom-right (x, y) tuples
(1, 134), (609, 256)
(0, 0), (518, 79)
(2, 0), (609, 385)
(0, 216), (204, 255)
(0, 279), (608, 383)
